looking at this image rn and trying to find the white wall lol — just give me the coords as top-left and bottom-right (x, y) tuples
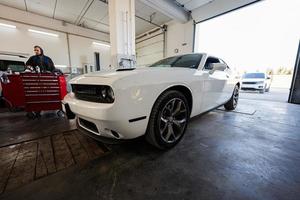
(69, 35), (111, 70)
(0, 19), (69, 66)
(0, 18), (112, 72)
(165, 20), (194, 57)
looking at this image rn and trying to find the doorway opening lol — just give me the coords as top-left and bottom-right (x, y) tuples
(194, 0), (300, 102)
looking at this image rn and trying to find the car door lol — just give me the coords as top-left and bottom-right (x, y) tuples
(201, 56), (230, 111)
(219, 59), (235, 101)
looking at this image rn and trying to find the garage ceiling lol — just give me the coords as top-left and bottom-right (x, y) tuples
(0, 0), (173, 35)
(176, 0), (212, 10)
(0, 0), (259, 35)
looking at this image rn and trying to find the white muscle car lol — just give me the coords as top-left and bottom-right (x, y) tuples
(63, 53), (240, 149)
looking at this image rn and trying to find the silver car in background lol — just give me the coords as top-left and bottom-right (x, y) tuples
(241, 72), (271, 93)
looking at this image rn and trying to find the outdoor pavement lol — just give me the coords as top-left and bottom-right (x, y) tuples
(240, 87), (290, 102)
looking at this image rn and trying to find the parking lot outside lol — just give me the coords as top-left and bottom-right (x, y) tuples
(240, 75), (292, 102)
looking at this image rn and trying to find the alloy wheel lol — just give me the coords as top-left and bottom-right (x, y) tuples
(158, 98), (188, 143)
(233, 86), (239, 108)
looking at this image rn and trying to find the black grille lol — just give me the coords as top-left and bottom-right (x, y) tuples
(79, 118), (99, 133)
(242, 82), (257, 84)
(71, 84), (114, 103)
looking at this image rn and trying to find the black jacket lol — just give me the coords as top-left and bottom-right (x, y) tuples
(26, 55), (55, 72)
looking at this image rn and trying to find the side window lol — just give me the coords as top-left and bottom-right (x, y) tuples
(0, 60), (5, 71)
(204, 57), (220, 70)
(5, 61), (25, 72)
(219, 59), (230, 70)
(173, 54), (201, 69)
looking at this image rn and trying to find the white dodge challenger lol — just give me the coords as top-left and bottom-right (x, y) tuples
(63, 53), (240, 149)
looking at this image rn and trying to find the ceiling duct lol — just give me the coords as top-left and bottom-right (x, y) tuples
(138, 0), (190, 23)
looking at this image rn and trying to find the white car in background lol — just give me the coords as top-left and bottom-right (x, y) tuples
(241, 72), (271, 93)
(63, 53), (240, 149)
(0, 54), (26, 99)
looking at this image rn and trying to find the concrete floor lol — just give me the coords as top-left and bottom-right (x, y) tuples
(0, 98), (300, 200)
(240, 88), (290, 102)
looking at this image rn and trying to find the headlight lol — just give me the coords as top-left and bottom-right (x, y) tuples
(71, 84), (115, 103)
(256, 81), (264, 84)
(100, 86), (115, 103)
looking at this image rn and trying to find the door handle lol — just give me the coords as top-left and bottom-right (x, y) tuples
(226, 75), (230, 78)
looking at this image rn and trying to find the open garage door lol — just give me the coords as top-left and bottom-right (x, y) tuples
(194, 0), (300, 103)
(289, 41), (300, 104)
(136, 28), (165, 67)
(191, 0), (259, 23)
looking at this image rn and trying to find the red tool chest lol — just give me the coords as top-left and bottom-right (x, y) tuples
(1, 73), (67, 112)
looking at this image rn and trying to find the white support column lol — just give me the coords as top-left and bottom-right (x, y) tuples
(108, 0), (136, 68)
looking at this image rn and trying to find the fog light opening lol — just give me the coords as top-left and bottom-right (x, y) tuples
(111, 130), (120, 138)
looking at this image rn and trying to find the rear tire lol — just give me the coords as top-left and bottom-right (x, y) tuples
(224, 84), (239, 111)
(146, 90), (190, 150)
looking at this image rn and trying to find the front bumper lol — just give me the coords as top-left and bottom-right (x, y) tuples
(76, 120), (128, 144)
(62, 94), (149, 140)
(241, 84), (264, 90)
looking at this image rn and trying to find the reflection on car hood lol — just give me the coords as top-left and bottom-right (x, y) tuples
(69, 67), (194, 85)
(84, 67), (189, 78)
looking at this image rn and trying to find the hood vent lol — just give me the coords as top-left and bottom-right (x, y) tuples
(116, 68), (135, 72)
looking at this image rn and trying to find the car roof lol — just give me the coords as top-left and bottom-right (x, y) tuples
(0, 55), (27, 62)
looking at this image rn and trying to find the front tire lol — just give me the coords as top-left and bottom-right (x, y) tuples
(224, 84), (239, 111)
(146, 90), (190, 149)
(265, 87), (270, 92)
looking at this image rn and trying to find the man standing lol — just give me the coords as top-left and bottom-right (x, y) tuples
(25, 46), (56, 118)
(26, 45), (55, 72)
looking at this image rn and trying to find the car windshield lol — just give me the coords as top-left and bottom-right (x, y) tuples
(0, 60), (25, 72)
(243, 73), (265, 79)
(149, 54), (202, 69)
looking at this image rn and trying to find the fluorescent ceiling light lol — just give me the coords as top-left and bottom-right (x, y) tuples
(55, 65), (67, 68)
(0, 23), (16, 29)
(93, 41), (111, 47)
(28, 29), (59, 37)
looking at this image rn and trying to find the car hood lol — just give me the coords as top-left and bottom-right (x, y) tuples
(69, 67), (195, 85)
(242, 78), (265, 82)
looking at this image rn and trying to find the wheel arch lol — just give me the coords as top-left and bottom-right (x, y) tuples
(154, 84), (193, 115)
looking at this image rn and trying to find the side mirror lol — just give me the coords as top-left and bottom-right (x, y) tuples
(209, 63), (227, 74)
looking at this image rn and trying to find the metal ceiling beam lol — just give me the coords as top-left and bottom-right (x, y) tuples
(135, 15), (162, 29)
(52, 0), (58, 19)
(138, 0), (190, 23)
(98, 0), (108, 4)
(24, 0), (28, 11)
(75, 0), (95, 25)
